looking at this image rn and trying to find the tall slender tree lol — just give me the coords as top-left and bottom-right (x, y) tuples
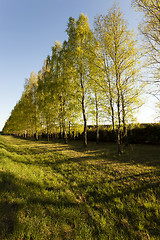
(24, 71), (40, 139)
(37, 56), (59, 141)
(94, 5), (143, 153)
(66, 13), (93, 146)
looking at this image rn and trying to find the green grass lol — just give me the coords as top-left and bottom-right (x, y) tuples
(0, 135), (160, 239)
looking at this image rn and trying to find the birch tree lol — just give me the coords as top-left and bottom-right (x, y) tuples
(37, 57), (58, 141)
(94, 19), (116, 131)
(66, 13), (93, 146)
(24, 71), (40, 139)
(95, 5), (143, 153)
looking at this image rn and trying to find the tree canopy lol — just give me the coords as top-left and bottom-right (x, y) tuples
(3, 5), (145, 151)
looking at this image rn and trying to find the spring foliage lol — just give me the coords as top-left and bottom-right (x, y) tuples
(3, 5), (144, 147)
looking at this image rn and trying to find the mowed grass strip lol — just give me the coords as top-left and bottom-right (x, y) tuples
(0, 135), (160, 240)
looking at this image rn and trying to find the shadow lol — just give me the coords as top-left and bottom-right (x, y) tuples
(1, 135), (160, 239)
(0, 170), (80, 239)
(0, 171), (25, 238)
(2, 135), (160, 168)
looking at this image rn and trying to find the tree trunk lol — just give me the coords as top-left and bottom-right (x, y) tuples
(117, 127), (121, 154)
(105, 58), (115, 131)
(59, 123), (62, 139)
(69, 121), (71, 140)
(47, 126), (49, 141)
(121, 90), (128, 145)
(36, 131), (38, 141)
(116, 73), (122, 155)
(25, 130), (27, 139)
(63, 120), (68, 144)
(64, 128), (68, 144)
(83, 115), (87, 146)
(59, 95), (63, 139)
(117, 99), (121, 154)
(81, 73), (87, 146)
(82, 95), (87, 146)
(62, 98), (67, 144)
(95, 91), (99, 144)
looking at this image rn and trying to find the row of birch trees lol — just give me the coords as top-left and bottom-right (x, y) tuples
(3, 5), (144, 153)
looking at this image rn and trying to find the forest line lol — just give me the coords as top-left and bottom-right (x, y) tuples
(3, 1), (160, 153)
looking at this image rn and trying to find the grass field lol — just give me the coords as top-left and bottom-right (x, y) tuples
(0, 135), (160, 239)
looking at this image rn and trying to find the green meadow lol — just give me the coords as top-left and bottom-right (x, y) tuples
(0, 135), (160, 240)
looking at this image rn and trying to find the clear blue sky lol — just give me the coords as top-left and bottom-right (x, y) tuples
(0, 0), (156, 130)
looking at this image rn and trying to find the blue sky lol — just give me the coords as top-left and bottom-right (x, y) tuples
(0, 0), (156, 130)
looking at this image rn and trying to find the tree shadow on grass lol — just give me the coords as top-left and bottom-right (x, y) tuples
(41, 140), (160, 168)
(1, 147), (160, 239)
(2, 135), (160, 169)
(1, 136), (160, 239)
(0, 169), (94, 239)
(73, 173), (160, 239)
(0, 171), (25, 239)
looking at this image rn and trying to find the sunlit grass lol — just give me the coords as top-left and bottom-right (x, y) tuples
(0, 135), (160, 239)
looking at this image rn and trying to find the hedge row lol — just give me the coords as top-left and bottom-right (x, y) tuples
(85, 124), (160, 144)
